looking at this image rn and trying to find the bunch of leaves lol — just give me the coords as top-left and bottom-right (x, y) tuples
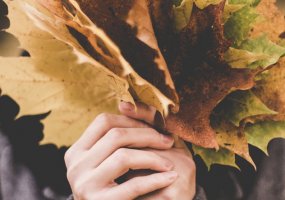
(1, 0), (285, 170)
(173, 0), (285, 169)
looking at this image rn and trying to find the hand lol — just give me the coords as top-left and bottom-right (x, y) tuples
(120, 102), (196, 200)
(64, 103), (178, 200)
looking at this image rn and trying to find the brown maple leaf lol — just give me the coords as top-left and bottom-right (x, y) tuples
(166, 1), (256, 148)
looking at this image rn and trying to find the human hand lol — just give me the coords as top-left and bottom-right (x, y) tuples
(64, 103), (178, 200)
(119, 102), (196, 200)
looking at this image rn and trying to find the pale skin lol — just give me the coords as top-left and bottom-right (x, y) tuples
(65, 102), (196, 200)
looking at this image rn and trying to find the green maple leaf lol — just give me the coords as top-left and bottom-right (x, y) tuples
(224, 47), (269, 68)
(224, 6), (259, 45)
(193, 145), (238, 170)
(225, 36), (285, 69)
(228, 0), (260, 6)
(223, 3), (245, 23)
(215, 90), (277, 126)
(245, 121), (285, 155)
(238, 35), (285, 69)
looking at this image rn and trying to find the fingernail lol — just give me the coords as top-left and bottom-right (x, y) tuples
(162, 135), (174, 144)
(166, 171), (178, 182)
(120, 101), (134, 112)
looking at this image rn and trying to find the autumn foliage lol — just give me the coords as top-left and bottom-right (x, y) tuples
(1, 0), (285, 169)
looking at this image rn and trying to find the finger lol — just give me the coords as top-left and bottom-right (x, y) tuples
(110, 171), (178, 200)
(94, 148), (174, 184)
(119, 102), (156, 125)
(69, 128), (174, 170)
(72, 113), (149, 150)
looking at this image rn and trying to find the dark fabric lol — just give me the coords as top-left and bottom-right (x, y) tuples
(247, 139), (285, 200)
(0, 131), (69, 200)
(0, 95), (71, 200)
(194, 139), (285, 200)
(193, 186), (208, 200)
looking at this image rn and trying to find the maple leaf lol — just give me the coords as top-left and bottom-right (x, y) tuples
(172, 0), (224, 32)
(193, 145), (238, 170)
(253, 57), (285, 114)
(224, 47), (269, 69)
(245, 120), (285, 155)
(234, 35), (285, 69)
(223, 3), (245, 23)
(193, 117), (257, 169)
(224, 5), (259, 45)
(2, 0), (134, 146)
(166, 1), (256, 148)
(214, 90), (276, 126)
(0, 0), (25, 57)
(72, 0), (179, 110)
(173, 0), (194, 32)
(0, 56), (133, 146)
(250, 0), (285, 42)
(213, 119), (255, 168)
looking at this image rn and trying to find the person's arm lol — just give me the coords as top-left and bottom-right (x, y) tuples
(65, 102), (197, 200)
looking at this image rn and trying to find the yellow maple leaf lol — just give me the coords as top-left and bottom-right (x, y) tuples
(1, 0), (133, 146)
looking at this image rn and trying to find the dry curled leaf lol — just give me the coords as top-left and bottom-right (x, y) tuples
(3, 0), (134, 146)
(73, 0), (179, 110)
(25, 0), (178, 119)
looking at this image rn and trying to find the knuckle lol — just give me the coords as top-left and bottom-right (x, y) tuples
(128, 180), (142, 197)
(147, 128), (161, 139)
(95, 113), (112, 124)
(132, 186), (142, 196)
(146, 151), (159, 160)
(108, 128), (127, 142)
(113, 148), (130, 164)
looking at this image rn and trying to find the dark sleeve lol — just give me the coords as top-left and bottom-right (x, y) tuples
(193, 185), (208, 200)
(0, 131), (46, 200)
(67, 194), (74, 200)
